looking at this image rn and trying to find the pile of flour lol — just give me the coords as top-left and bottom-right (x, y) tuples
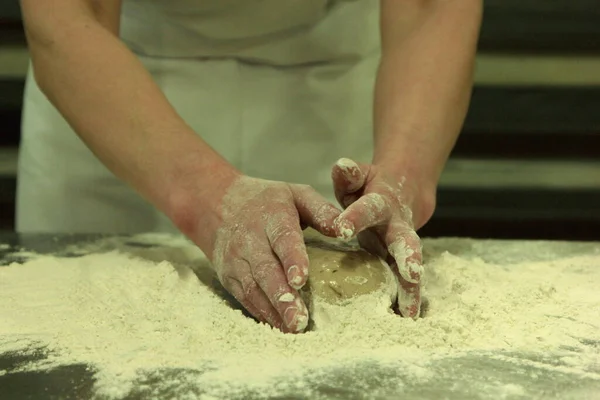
(1, 234), (599, 399)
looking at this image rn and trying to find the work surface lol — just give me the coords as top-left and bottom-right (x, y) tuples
(0, 233), (599, 400)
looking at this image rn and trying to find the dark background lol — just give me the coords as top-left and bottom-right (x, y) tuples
(1, 1), (599, 239)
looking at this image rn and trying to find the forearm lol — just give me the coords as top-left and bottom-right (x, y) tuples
(373, 0), (482, 225)
(21, 1), (236, 234)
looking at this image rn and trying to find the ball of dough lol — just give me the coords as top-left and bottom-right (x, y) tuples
(301, 238), (397, 330)
(303, 241), (393, 302)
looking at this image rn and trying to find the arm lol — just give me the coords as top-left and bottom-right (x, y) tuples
(20, 0), (236, 248)
(331, 1), (482, 318)
(20, 0), (341, 333)
(374, 0), (483, 227)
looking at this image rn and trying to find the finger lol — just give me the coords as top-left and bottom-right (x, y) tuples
(291, 184), (341, 237)
(242, 277), (289, 331)
(221, 276), (266, 322)
(385, 225), (423, 319)
(333, 193), (392, 241)
(221, 274), (284, 330)
(340, 193), (361, 209)
(331, 158), (369, 207)
(250, 254), (309, 333)
(396, 273), (421, 319)
(386, 226), (423, 285)
(356, 228), (420, 318)
(265, 214), (309, 290)
(386, 260), (422, 319)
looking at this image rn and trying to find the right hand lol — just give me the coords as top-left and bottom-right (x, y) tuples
(173, 173), (341, 333)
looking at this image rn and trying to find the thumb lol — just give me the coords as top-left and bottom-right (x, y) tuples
(331, 158), (370, 208)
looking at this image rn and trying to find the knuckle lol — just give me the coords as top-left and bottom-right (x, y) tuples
(220, 276), (238, 293)
(294, 183), (313, 194)
(289, 183), (312, 199)
(388, 236), (415, 261)
(399, 204), (414, 224)
(267, 227), (304, 256)
(364, 193), (388, 214)
(297, 185), (327, 204)
(268, 223), (295, 245)
(315, 201), (336, 217)
(221, 276), (253, 305)
(388, 221), (417, 241)
(312, 203), (336, 231)
(251, 260), (279, 284)
(240, 277), (260, 298)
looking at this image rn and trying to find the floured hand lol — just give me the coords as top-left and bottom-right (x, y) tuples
(331, 158), (424, 319)
(210, 176), (340, 333)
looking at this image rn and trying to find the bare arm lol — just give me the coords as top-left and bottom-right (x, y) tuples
(374, 0), (483, 227)
(330, 1), (481, 317)
(20, 1), (345, 331)
(20, 0), (237, 247)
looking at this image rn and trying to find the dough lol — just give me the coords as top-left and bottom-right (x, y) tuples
(304, 240), (392, 302)
(301, 237), (398, 330)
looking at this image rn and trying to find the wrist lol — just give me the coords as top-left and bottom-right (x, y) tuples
(164, 149), (240, 258)
(374, 158), (437, 230)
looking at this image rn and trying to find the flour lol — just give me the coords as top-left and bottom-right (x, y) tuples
(1, 234), (599, 399)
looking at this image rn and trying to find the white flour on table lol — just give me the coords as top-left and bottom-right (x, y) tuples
(0, 234), (599, 399)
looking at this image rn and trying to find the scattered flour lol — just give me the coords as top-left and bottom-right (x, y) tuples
(0, 234), (599, 399)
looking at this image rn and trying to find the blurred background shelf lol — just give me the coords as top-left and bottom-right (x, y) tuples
(480, 0), (600, 54)
(3, 0), (600, 53)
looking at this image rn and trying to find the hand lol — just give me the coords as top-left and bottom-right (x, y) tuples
(331, 158), (426, 319)
(182, 174), (341, 333)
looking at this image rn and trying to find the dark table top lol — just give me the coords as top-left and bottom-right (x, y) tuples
(1, 233), (599, 400)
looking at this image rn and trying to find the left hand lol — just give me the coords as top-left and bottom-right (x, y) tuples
(331, 158), (425, 318)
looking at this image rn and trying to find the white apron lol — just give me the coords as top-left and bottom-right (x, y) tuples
(16, 0), (380, 233)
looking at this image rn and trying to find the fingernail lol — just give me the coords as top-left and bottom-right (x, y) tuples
(296, 313), (309, 332)
(278, 293), (295, 302)
(334, 218), (355, 241)
(336, 157), (358, 170)
(287, 265), (305, 290)
(283, 306), (309, 332)
(283, 307), (298, 329)
(336, 158), (361, 189)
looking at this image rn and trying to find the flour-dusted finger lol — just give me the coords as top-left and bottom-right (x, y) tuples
(331, 158), (368, 207)
(265, 214), (310, 290)
(210, 176), (331, 332)
(333, 193), (392, 241)
(396, 275), (421, 319)
(386, 224), (423, 285)
(385, 223), (423, 319)
(220, 271), (284, 330)
(239, 275), (286, 330)
(291, 184), (341, 237)
(249, 254), (309, 333)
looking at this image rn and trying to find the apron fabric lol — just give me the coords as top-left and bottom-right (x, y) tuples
(16, 0), (380, 233)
